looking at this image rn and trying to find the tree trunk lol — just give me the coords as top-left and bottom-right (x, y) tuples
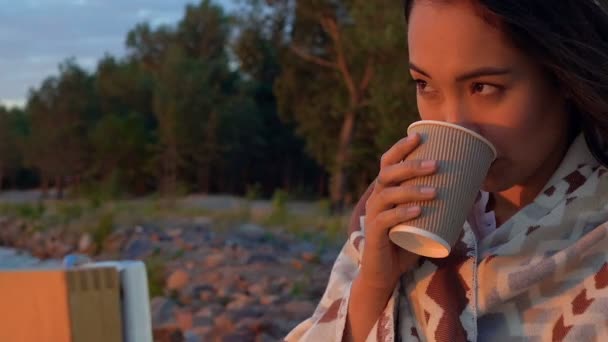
(74, 174), (82, 189)
(318, 173), (326, 197)
(291, 17), (374, 212)
(162, 145), (178, 195)
(357, 171), (371, 202)
(329, 110), (356, 214)
(41, 174), (49, 199)
(198, 163), (210, 194)
(282, 158), (292, 193)
(56, 175), (64, 199)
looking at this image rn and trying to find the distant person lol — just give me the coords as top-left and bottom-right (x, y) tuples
(286, 0), (608, 340)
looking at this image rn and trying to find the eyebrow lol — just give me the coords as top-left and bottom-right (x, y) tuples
(409, 62), (513, 82)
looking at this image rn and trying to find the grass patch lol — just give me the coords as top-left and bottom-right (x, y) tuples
(171, 249), (185, 260)
(56, 202), (84, 224)
(0, 192), (349, 251)
(0, 202), (46, 220)
(144, 255), (166, 298)
(289, 265), (317, 299)
(90, 213), (115, 252)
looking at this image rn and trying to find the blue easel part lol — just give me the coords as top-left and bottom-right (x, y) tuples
(62, 254), (92, 268)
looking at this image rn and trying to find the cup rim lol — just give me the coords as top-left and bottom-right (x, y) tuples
(389, 224), (451, 258)
(407, 120), (497, 159)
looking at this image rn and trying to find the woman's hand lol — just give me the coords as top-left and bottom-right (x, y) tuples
(358, 133), (438, 291)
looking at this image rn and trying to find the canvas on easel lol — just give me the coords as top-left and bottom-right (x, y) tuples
(0, 267), (123, 342)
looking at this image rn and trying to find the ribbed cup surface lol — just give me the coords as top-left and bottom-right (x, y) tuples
(389, 121), (496, 258)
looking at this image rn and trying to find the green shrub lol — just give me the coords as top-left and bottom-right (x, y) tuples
(145, 256), (165, 298)
(316, 198), (331, 216)
(57, 203), (84, 224)
(265, 188), (289, 225)
(91, 213), (115, 252)
(13, 202), (46, 220)
(74, 171), (125, 209)
(245, 183), (262, 201)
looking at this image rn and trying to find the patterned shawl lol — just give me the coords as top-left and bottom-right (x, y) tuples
(285, 133), (608, 341)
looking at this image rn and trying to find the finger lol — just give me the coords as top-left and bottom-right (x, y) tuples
(375, 159), (438, 190)
(380, 133), (421, 168)
(366, 184), (436, 217)
(369, 205), (422, 236)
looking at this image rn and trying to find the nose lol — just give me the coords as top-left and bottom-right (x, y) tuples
(442, 100), (481, 134)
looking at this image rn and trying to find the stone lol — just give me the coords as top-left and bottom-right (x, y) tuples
(195, 304), (223, 319)
(152, 324), (184, 342)
(184, 327), (212, 342)
(78, 233), (93, 253)
(175, 309), (193, 331)
(200, 291), (214, 302)
(52, 242), (72, 259)
(204, 253), (224, 268)
(193, 216), (213, 227)
(246, 253), (279, 265)
(214, 313), (236, 335)
(238, 223), (265, 239)
(260, 295), (279, 305)
(227, 306), (264, 321)
(235, 317), (270, 333)
(193, 315), (214, 327)
(167, 269), (190, 291)
(291, 259), (303, 270)
(204, 270), (223, 283)
(189, 284), (215, 302)
(151, 297), (177, 326)
(123, 238), (153, 259)
(167, 228), (183, 238)
(270, 318), (296, 339)
(256, 333), (277, 342)
(216, 284), (239, 299)
(103, 231), (127, 254)
(221, 329), (255, 342)
(283, 300), (316, 320)
(321, 250), (340, 264)
(226, 294), (253, 311)
(301, 251), (319, 263)
(247, 282), (267, 297)
(289, 241), (316, 255)
(30, 240), (48, 259)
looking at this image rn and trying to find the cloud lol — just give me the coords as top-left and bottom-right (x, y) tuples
(0, 0), (237, 107)
(1, 99), (27, 109)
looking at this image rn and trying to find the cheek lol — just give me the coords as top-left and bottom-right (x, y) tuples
(481, 87), (556, 152)
(481, 89), (567, 188)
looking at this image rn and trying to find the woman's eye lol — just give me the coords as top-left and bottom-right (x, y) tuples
(413, 79), (435, 94)
(472, 83), (501, 96)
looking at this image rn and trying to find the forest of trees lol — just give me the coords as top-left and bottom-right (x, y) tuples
(0, 0), (420, 211)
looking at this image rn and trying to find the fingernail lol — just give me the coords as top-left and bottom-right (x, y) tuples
(407, 133), (418, 142)
(420, 187), (436, 194)
(407, 206), (421, 215)
(421, 160), (436, 169)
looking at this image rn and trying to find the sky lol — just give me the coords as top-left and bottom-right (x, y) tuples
(0, 0), (238, 108)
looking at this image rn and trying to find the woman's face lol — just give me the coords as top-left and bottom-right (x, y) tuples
(407, 1), (571, 192)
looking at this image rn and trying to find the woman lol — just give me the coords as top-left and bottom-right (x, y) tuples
(286, 0), (608, 341)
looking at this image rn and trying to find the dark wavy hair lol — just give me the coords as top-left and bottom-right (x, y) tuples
(403, 0), (608, 166)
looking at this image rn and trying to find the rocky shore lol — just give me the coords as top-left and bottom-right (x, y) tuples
(0, 216), (343, 341)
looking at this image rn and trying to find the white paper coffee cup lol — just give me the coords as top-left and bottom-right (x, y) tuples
(388, 120), (497, 258)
